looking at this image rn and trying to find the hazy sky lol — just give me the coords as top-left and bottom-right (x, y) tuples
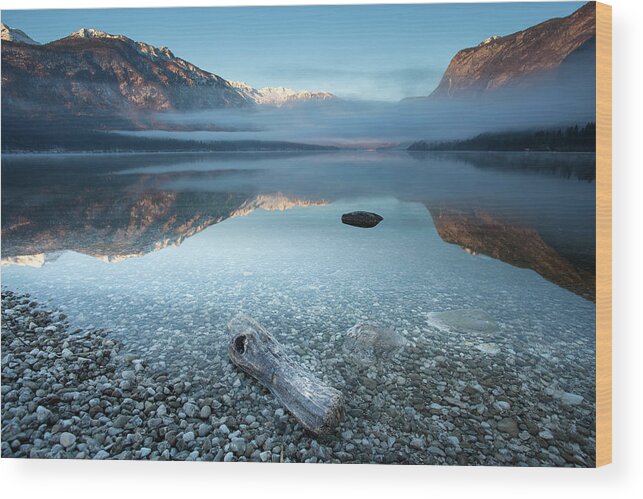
(2, 2), (584, 101)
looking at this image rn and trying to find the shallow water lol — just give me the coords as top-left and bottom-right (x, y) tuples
(1, 150), (597, 465)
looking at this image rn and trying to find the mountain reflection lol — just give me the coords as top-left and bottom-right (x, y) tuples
(1, 163), (326, 264)
(1, 151), (595, 300)
(426, 205), (595, 301)
(1, 190), (326, 264)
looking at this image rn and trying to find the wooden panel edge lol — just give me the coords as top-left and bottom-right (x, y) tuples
(595, 1), (612, 468)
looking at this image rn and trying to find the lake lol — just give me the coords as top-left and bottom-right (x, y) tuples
(1, 150), (596, 465)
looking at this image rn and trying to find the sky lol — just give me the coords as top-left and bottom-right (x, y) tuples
(2, 2), (584, 101)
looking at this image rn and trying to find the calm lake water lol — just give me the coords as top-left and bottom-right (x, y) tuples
(1, 150), (597, 465)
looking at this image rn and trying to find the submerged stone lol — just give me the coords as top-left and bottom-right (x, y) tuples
(476, 342), (501, 355)
(427, 309), (499, 334)
(550, 390), (584, 406)
(342, 323), (406, 365)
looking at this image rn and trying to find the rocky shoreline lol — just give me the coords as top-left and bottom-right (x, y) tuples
(1, 290), (299, 461)
(2, 290), (595, 465)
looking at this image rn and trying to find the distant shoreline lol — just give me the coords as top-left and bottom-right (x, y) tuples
(1, 148), (598, 158)
(0, 148), (341, 157)
(408, 149), (596, 155)
(408, 123), (596, 154)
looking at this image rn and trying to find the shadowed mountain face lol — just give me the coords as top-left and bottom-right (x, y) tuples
(426, 205), (595, 301)
(430, 2), (596, 99)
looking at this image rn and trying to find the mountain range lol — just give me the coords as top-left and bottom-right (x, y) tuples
(1, 24), (337, 120)
(1, 2), (596, 150)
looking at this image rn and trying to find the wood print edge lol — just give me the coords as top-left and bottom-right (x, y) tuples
(595, 0), (612, 468)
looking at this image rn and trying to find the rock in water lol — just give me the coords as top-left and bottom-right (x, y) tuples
(476, 342), (501, 355)
(549, 389), (584, 406)
(341, 211), (383, 228)
(342, 323), (406, 365)
(227, 314), (344, 436)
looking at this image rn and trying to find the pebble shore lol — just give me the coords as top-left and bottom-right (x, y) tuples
(1, 290), (595, 465)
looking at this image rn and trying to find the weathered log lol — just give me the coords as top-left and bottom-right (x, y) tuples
(227, 314), (344, 435)
(341, 211), (383, 228)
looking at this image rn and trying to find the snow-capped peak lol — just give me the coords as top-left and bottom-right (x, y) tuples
(69, 28), (124, 40)
(1, 23), (40, 45)
(229, 80), (256, 93)
(229, 81), (336, 106)
(478, 35), (500, 46)
(67, 28), (177, 62)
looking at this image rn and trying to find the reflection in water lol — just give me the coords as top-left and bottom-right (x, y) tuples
(1, 161), (326, 262)
(426, 205), (595, 301)
(1, 151), (594, 300)
(408, 150), (596, 182)
(1, 190), (325, 263)
(1, 150), (596, 466)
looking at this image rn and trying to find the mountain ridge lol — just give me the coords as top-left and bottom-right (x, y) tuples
(1, 25), (336, 120)
(1, 22), (40, 45)
(229, 81), (337, 107)
(429, 2), (596, 99)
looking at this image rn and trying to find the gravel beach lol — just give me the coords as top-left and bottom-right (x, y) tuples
(1, 290), (595, 465)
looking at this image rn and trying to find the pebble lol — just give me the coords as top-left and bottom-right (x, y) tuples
(494, 401), (511, 411)
(560, 392), (584, 406)
(497, 418), (519, 437)
(183, 402), (198, 418)
(539, 430), (554, 440)
(36, 405), (53, 424)
(410, 438), (425, 450)
(59, 432), (76, 448)
(0, 291), (596, 467)
(428, 446), (446, 457)
(446, 436), (459, 447)
(230, 438), (246, 454)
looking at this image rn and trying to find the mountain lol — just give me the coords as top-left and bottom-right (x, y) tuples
(230, 81), (337, 107)
(429, 2), (596, 99)
(1, 26), (335, 122)
(1, 27), (252, 119)
(1, 22), (40, 45)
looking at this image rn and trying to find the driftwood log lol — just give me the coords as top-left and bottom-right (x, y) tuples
(227, 314), (344, 435)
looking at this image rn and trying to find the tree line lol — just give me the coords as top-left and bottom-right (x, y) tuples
(408, 123), (596, 152)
